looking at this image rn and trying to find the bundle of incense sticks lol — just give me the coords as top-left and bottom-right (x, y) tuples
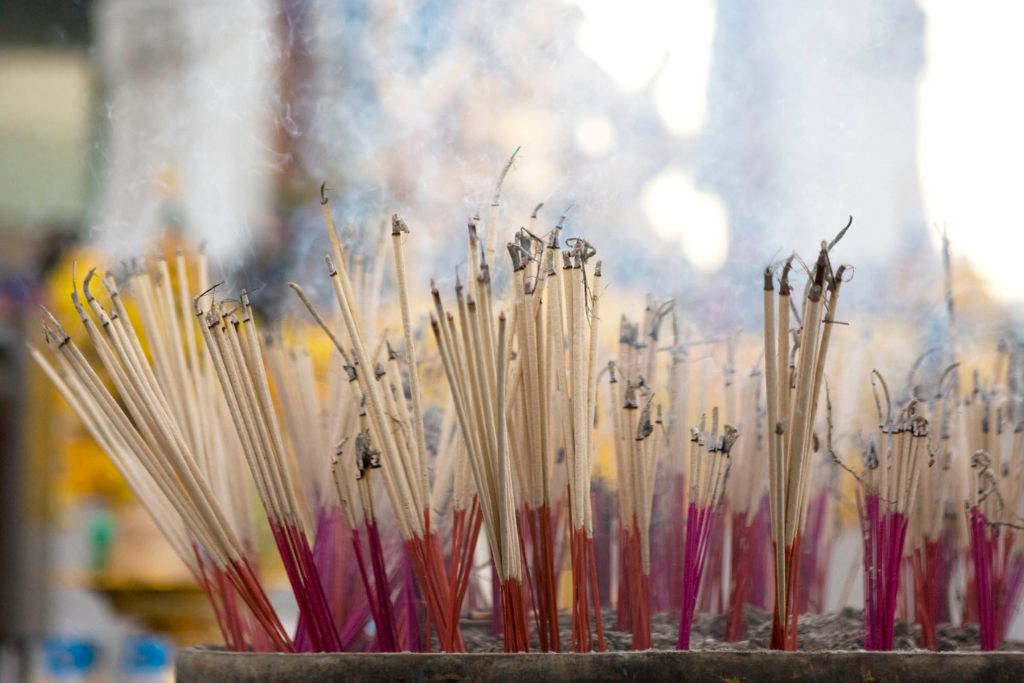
(762, 237), (849, 650)
(677, 408), (738, 649)
(696, 338), (742, 618)
(558, 238), (606, 652)
(503, 221), (563, 651)
(724, 364), (769, 641)
(198, 289), (344, 651)
(842, 373), (931, 650)
(428, 229), (529, 652)
(961, 361), (1024, 651)
(283, 220), (421, 653)
(303, 196), (465, 652)
(265, 332), (396, 652)
(32, 257), (292, 653)
(608, 299), (672, 649)
(906, 361), (959, 649)
(265, 343), (351, 648)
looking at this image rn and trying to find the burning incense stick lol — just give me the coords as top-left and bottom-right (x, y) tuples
(677, 408), (738, 649)
(762, 239), (850, 650)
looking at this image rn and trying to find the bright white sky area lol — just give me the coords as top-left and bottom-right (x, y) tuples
(569, 0), (727, 273)
(571, 0), (1024, 300)
(917, 0), (1024, 301)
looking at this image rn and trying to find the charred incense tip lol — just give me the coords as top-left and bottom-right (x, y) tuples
(102, 272), (119, 297)
(721, 425), (740, 454)
(814, 250), (828, 287)
(546, 228), (560, 250)
(325, 255), (338, 276)
(832, 264), (847, 290)
(779, 258), (793, 295)
(40, 306), (69, 343)
(82, 267), (98, 302)
(70, 290), (87, 321)
(763, 267), (774, 291)
(391, 213), (409, 236)
(531, 202), (544, 219)
(193, 280), (224, 315)
(386, 340), (398, 361)
(624, 382), (639, 410)
(507, 242), (527, 272)
(636, 409), (653, 441)
(595, 260), (602, 277)
(320, 181), (329, 205)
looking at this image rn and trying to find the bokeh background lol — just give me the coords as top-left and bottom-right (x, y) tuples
(3, 0), (1024, 679)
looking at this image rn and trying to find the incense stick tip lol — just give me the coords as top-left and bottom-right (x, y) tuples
(82, 267), (98, 302)
(391, 213), (409, 236)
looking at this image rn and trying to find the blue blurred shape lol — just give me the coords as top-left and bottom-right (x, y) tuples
(120, 634), (172, 673)
(43, 637), (98, 676)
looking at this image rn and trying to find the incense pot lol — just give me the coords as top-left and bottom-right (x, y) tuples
(177, 648), (1024, 683)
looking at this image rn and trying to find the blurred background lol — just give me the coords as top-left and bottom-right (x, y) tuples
(2, 0), (1023, 679)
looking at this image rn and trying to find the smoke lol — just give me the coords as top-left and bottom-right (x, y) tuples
(88, 0), (1024, 349)
(92, 0), (280, 260)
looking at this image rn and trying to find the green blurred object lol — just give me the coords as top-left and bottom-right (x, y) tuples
(88, 506), (115, 573)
